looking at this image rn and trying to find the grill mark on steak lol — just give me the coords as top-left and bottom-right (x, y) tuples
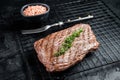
(59, 24), (80, 64)
(63, 24), (80, 64)
(61, 25), (89, 70)
(73, 24), (88, 62)
(45, 35), (50, 57)
(35, 39), (44, 63)
(54, 27), (72, 64)
(34, 39), (43, 52)
(75, 24), (85, 60)
(54, 31), (63, 64)
(71, 25), (78, 62)
(47, 34), (58, 68)
(58, 27), (72, 64)
(35, 39), (43, 54)
(72, 24), (84, 61)
(34, 23), (99, 72)
(50, 33), (58, 64)
(40, 36), (49, 64)
(51, 31), (62, 65)
(53, 30), (68, 65)
(46, 34), (55, 63)
(51, 31), (63, 64)
(84, 24), (89, 52)
(88, 25), (95, 51)
(51, 33), (58, 53)
(55, 24), (84, 69)
(87, 24), (91, 51)
(58, 31), (66, 64)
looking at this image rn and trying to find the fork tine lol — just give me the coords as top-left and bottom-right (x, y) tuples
(21, 26), (47, 34)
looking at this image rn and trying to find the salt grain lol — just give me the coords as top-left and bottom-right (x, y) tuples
(23, 5), (47, 16)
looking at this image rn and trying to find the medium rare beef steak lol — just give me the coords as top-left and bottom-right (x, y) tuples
(34, 24), (99, 72)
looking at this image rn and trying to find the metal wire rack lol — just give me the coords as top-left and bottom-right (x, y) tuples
(16, 0), (120, 80)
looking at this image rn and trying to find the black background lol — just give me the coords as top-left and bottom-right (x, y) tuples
(0, 0), (120, 80)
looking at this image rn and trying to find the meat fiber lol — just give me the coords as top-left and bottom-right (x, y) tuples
(34, 23), (99, 72)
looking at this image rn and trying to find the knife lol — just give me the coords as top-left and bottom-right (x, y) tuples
(21, 15), (94, 34)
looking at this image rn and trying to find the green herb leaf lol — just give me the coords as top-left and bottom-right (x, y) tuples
(54, 28), (83, 57)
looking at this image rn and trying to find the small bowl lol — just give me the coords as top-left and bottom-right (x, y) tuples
(20, 3), (50, 29)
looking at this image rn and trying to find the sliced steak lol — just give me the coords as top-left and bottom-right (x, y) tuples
(34, 23), (99, 72)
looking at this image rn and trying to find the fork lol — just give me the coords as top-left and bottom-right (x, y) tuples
(21, 15), (94, 34)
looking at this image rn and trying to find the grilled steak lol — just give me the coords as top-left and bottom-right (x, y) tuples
(34, 23), (99, 72)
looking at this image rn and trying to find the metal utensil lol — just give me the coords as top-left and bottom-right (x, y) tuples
(21, 15), (94, 34)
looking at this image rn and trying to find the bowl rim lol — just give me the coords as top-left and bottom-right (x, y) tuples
(20, 3), (50, 17)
